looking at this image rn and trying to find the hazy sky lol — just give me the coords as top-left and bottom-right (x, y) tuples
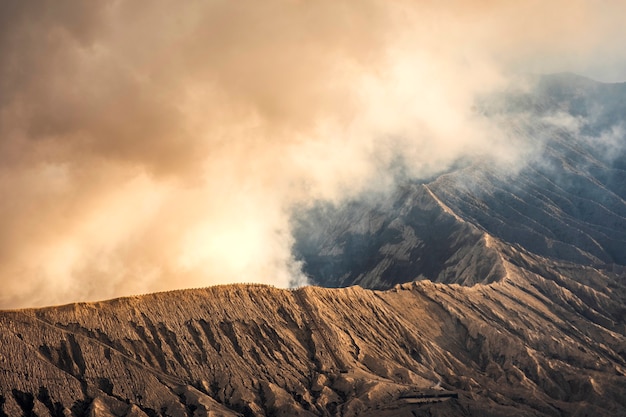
(1, 0), (626, 308)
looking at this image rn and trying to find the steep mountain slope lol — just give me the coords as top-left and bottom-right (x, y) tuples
(293, 73), (626, 287)
(292, 183), (505, 289)
(434, 73), (626, 267)
(1, 276), (625, 417)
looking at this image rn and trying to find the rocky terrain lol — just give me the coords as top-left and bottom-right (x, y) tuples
(2, 266), (626, 416)
(294, 73), (626, 288)
(1, 73), (626, 416)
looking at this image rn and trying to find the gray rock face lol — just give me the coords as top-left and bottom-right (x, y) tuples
(293, 73), (626, 287)
(292, 183), (505, 289)
(432, 74), (626, 268)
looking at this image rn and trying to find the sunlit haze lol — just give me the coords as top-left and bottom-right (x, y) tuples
(1, 0), (626, 308)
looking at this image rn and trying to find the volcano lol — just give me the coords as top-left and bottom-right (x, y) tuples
(1, 74), (626, 416)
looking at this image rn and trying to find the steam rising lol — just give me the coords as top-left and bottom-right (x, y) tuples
(1, 1), (625, 307)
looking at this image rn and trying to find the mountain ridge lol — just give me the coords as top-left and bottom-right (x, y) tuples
(2, 268), (626, 416)
(294, 73), (626, 287)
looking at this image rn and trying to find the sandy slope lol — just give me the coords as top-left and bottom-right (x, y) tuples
(1, 260), (625, 416)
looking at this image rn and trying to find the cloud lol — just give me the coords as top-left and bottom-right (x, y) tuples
(0, 0), (625, 307)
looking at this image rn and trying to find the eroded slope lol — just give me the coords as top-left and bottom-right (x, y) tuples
(293, 183), (507, 289)
(1, 275), (625, 416)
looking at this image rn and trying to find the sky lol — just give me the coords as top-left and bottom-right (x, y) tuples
(1, 0), (626, 308)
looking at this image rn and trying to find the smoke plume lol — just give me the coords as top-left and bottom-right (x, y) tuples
(1, 0), (625, 307)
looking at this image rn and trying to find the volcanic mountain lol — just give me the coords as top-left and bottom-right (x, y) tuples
(1, 74), (626, 416)
(294, 73), (626, 288)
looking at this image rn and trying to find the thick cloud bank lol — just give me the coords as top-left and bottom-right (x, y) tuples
(1, 0), (626, 307)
